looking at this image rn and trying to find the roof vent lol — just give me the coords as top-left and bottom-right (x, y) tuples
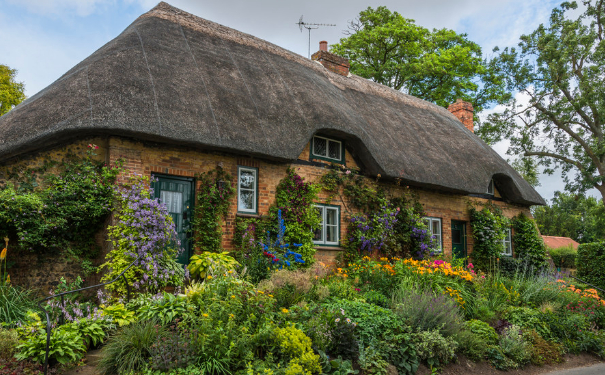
(312, 41), (350, 77)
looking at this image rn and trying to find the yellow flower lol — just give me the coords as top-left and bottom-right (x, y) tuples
(5, 275), (9, 284)
(228, 270), (233, 274)
(202, 313), (209, 318)
(268, 294), (274, 298)
(231, 295), (236, 299)
(229, 314), (235, 319)
(207, 275), (213, 280)
(0, 248), (6, 260)
(257, 290), (264, 294)
(282, 308), (289, 313)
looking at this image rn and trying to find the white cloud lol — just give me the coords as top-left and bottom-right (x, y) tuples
(6, 0), (115, 16)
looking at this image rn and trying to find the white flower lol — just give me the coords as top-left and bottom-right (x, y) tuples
(346, 318), (351, 323)
(335, 318), (341, 322)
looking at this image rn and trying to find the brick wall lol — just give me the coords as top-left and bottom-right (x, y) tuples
(3, 136), (534, 291)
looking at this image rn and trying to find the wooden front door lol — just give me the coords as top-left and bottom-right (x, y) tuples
(451, 220), (467, 260)
(152, 175), (194, 265)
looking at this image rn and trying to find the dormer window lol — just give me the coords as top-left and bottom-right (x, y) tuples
(312, 136), (344, 163)
(487, 179), (494, 195)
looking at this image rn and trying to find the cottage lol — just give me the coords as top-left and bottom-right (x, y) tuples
(0, 2), (543, 284)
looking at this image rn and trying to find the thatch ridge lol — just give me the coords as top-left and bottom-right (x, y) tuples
(0, 2), (545, 206)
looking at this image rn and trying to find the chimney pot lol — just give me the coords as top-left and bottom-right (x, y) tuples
(447, 99), (474, 132)
(319, 41), (328, 51)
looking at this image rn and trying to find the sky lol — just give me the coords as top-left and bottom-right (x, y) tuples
(0, 0), (588, 202)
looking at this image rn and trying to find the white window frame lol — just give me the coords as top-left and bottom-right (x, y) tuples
(237, 166), (257, 213)
(311, 135), (343, 162)
(313, 204), (340, 246)
(502, 227), (513, 256)
(423, 217), (443, 252)
(487, 179), (494, 195)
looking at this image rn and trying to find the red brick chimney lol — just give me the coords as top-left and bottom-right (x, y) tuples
(447, 99), (474, 132)
(312, 41), (350, 77)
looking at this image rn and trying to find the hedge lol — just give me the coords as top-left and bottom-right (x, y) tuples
(548, 246), (577, 269)
(577, 242), (605, 291)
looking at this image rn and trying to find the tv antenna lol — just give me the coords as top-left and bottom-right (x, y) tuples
(296, 15), (335, 58)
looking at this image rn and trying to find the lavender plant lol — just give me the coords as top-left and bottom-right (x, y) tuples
(100, 175), (185, 297)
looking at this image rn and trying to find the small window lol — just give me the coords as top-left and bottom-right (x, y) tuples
(487, 179), (494, 195)
(312, 136), (343, 163)
(423, 217), (442, 252)
(313, 204), (340, 246)
(502, 228), (512, 256)
(237, 166), (258, 213)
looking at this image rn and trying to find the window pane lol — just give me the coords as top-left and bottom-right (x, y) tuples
(431, 220), (440, 235)
(239, 190), (254, 210)
(313, 137), (327, 157)
(160, 191), (183, 214)
(326, 225), (338, 243)
(326, 208), (338, 225)
(239, 170), (255, 189)
(328, 141), (341, 159)
(452, 229), (462, 244)
(313, 206), (324, 242)
(434, 234), (442, 250)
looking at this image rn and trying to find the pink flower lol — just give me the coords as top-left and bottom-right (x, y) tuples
(345, 170), (351, 175)
(467, 263), (474, 269)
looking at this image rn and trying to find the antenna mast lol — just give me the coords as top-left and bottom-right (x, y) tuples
(296, 15), (336, 58)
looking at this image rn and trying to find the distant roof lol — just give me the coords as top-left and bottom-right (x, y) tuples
(542, 236), (579, 250)
(0, 2), (545, 206)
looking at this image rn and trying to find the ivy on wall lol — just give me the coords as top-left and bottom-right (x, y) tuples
(271, 168), (321, 264)
(469, 203), (509, 271)
(192, 167), (236, 253)
(511, 213), (548, 271)
(0, 145), (122, 273)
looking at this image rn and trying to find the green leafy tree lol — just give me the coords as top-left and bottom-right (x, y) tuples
(0, 65), (25, 116)
(533, 191), (605, 243)
(331, 6), (510, 113)
(479, 1), (605, 199)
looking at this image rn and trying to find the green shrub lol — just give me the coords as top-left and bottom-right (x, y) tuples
(362, 290), (390, 308)
(357, 344), (389, 375)
(61, 319), (108, 349)
(0, 285), (36, 327)
(548, 245), (577, 269)
(577, 242), (605, 291)
(15, 325), (85, 365)
(499, 325), (531, 367)
(469, 204), (508, 271)
(413, 330), (457, 369)
(502, 307), (551, 339)
(512, 213), (549, 271)
(454, 329), (488, 361)
(392, 287), (463, 337)
(98, 320), (166, 375)
(0, 328), (19, 361)
(101, 303), (136, 327)
(187, 251), (239, 280)
(137, 292), (195, 325)
(485, 345), (518, 371)
(273, 325), (321, 374)
(463, 319), (498, 345)
(523, 330), (564, 366)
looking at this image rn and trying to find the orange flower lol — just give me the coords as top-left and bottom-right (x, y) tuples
(0, 248), (6, 260)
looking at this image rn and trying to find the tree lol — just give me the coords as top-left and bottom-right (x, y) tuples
(533, 192), (605, 243)
(331, 6), (510, 113)
(510, 156), (541, 187)
(0, 64), (25, 116)
(479, 1), (605, 200)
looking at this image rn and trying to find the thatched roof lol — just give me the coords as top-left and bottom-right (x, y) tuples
(0, 2), (544, 206)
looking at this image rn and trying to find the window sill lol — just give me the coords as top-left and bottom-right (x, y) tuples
(314, 246), (344, 252)
(236, 212), (262, 218)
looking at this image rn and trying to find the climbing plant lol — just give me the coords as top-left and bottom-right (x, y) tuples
(0, 144), (122, 272)
(511, 213), (548, 271)
(469, 203), (509, 271)
(271, 168), (321, 264)
(321, 167), (386, 213)
(192, 167), (236, 253)
(100, 175), (184, 296)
